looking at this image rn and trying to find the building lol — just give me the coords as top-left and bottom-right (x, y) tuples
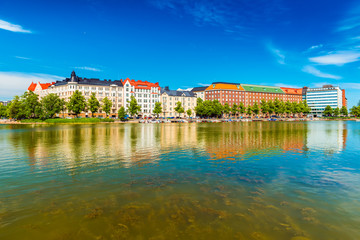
(28, 81), (55, 98)
(191, 86), (208, 100)
(160, 86), (197, 117)
(303, 85), (346, 117)
(46, 71), (124, 117)
(204, 82), (303, 107)
(122, 78), (161, 117)
(0, 101), (11, 106)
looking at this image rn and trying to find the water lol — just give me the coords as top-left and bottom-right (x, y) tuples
(0, 121), (360, 239)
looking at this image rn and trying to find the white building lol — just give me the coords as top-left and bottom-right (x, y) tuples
(303, 85), (346, 117)
(191, 86), (208, 100)
(122, 78), (161, 117)
(161, 87), (197, 117)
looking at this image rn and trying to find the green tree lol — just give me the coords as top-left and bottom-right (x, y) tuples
(252, 102), (260, 116)
(333, 107), (340, 117)
(238, 102), (246, 117)
(0, 103), (7, 118)
(292, 102), (301, 117)
(302, 100), (311, 116)
(350, 106), (360, 117)
(273, 98), (281, 116)
(59, 98), (67, 118)
(267, 100), (274, 116)
(231, 103), (238, 118)
(102, 97), (112, 117)
(127, 95), (141, 117)
(118, 106), (127, 121)
(186, 109), (192, 118)
(67, 90), (86, 117)
(260, 100), (269, 117)
(41, 93), (62, 119)
(22, 91), (41, 118)
(285, 101), (293, 117)
(246, 106), (252, 117)
(6, 96), (25, 120)
(174, 101), (185, 118)
(212, 100), (223, 118)
(88, 92), (100, 117)
(340, 106), (348, 116)
(323, 105), (333, 117)
(223, 103), (231, 118)
(153, 102), (162, 118)
(278, 100), (286, 117)
(195, 98), (205, 118)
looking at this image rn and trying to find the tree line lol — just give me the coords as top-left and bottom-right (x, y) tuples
(194, 98), (312, 118)
(323, 105), (348, 117)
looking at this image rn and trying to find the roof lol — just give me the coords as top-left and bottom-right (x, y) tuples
(241, 84), (285, 94)
(28, 82), (55, 91)
(205, 83), (245, 91)
(53, 77), (123, 87)
(191, 86), (208, 92)
(122, 78), (160, 90)
(161, 88), (196, 97)
(280, 87), (302, 95)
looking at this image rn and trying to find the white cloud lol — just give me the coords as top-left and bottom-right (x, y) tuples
(340, 82), (360, 90)
(309, 51), (360, 66)
(0, 72), (63, 100)
(305, 44), (323, 53)
(302, 65), (342, 80)
(74, 66), (102, 72)
(197, 83), (210, 86)
(267, 44), (285, 65)
(0, 19), (31, 33)
(15, 56), (31, 60)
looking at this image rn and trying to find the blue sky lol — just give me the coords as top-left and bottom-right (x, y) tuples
(0, 0), (360, 107)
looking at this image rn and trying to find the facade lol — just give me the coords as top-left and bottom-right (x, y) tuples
(28, 81), (55, 98)
(303, 85), (346, 117)
(0, 101), (11, 106)
(122, 78), (161, 117)
(205, 82), (303, 107)
(191, 86), (208, 100)
(160, 87), (197, 117)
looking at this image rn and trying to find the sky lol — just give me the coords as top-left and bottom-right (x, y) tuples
(0, 0), (360, 107)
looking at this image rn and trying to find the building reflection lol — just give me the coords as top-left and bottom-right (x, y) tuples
(7, 121), (348, 170)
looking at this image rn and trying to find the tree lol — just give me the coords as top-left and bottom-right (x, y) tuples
(323, 105), (333, 117)
(246, 106), (252, 117)
(186, 109), (192, 118)
(0, 103), (7, 118)
(195, 98), (205, 118)
(252, 102), (260, 116)
(238, 102), (246, 117)
(260, 100), (269, 117)
(67, 90), (86, 117)
(59, 98), (67, 118)
(302, 100), (311, 116)
(153, 102), (162, 118)
(333, 107), (340, 117)
(127, 95), (141, 117)
(174, 101), (185, 117)
(41, 93), (62, 119)
(267, 100), (274, 116)
(350, 106), (360, 117)
(88, 92), (100, 117)
(340, 106), (348, 116)
(212, 100), (223, 118)
(22, 91), (41, 118)
(273, 98), (281, 116)
(231, 103), (238, 118)
(102, 97), (112, 117)
(118, 106), (127, 121)
(6, 96), (25, 120)
(223, 103), (231, 118)
(291, 102), (300, 117)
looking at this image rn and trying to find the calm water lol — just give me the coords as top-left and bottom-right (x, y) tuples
(1, 121), (360, 240)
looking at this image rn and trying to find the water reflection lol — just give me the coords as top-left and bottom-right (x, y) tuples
(0, 121), (358, 240)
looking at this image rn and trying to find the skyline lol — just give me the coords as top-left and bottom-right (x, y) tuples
(1, 0), (360, 107)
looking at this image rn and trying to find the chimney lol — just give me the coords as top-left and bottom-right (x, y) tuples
(165, 86), (170, 91)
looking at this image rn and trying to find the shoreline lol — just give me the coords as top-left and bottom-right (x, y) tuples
(1, 118), (359, 125)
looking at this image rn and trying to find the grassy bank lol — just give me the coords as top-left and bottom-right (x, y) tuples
(21, 118), (115, 123)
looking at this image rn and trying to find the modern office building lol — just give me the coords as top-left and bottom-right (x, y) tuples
(160, 86), (197, 117)
(204, 82), (303, 107)
(122, 78), (161, 117)
(303, 85), (346, 117)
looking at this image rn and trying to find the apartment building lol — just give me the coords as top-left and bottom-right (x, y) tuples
(303, 85), (346, 117)
(122, 78), (161, 117)
(191, 86), (208, 100)
(205, 82), (303, 106)
(160, 87), (197, 117)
